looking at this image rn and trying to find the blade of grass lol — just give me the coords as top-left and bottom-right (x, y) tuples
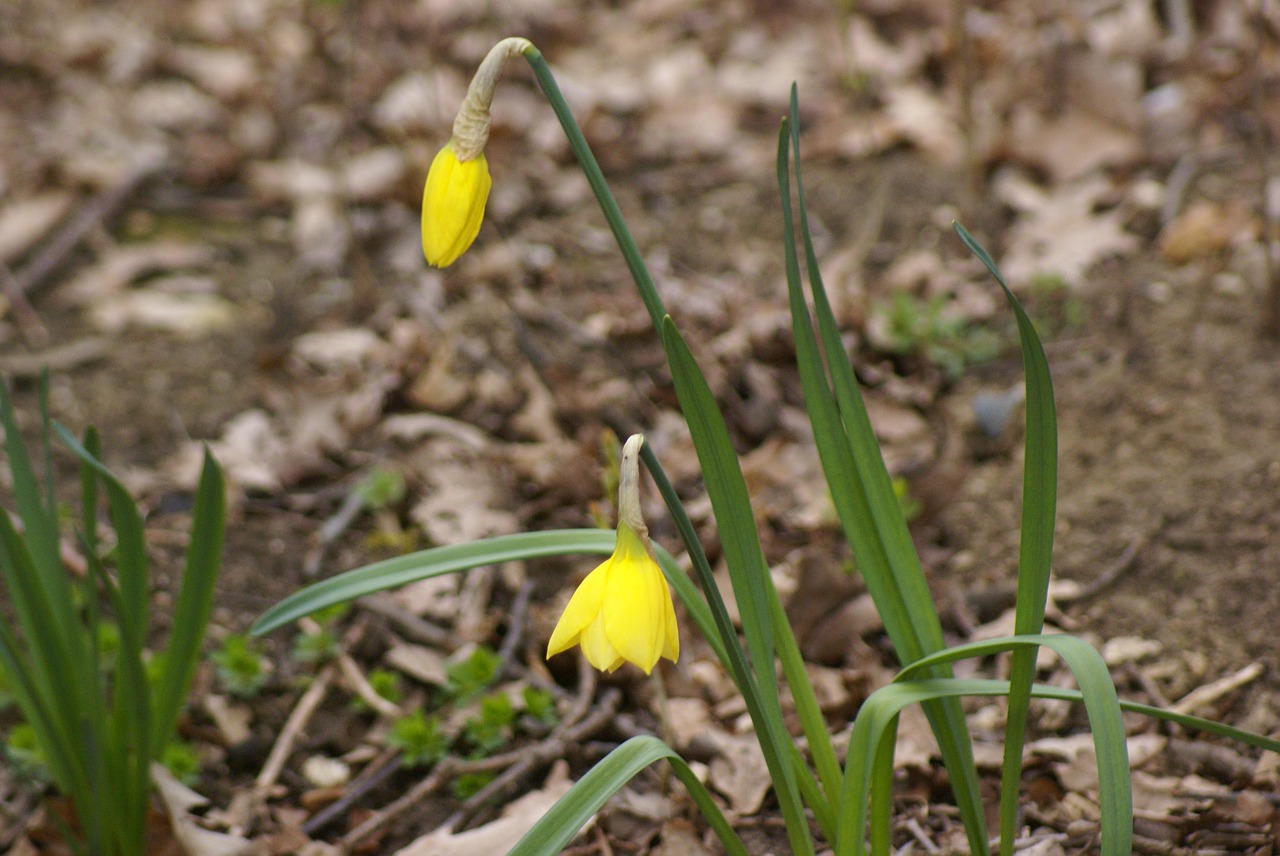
(151, 448), (224, 759)
(952, 222), (1059, 853)
(778, 98), (988, 853)
(510, 736), (748, 856)
(662, 316), (814, 856)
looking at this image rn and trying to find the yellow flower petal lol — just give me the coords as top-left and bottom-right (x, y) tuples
(546, 560), (608, 658)
(421, 143), (491, 267)
(546, 523), (679, 674)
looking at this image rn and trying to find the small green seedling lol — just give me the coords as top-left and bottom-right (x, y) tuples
(210, 634), (269, 698)
(870, 290), (1003, 378)
(291, 627), (339, 665)
(445, 646), (501, 702)
(352, 667), (402, 712)
(160, 740), (201, 786)
(387, 710), (450, 768)
(464, 692), (517, 755)
(522, 686), (558, 727)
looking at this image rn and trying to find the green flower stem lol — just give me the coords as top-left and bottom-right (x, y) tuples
(521, 46), (666, 332)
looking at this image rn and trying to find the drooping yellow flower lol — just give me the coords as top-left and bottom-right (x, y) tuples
(547, 434), (679, 674)
(420, 37), (530, 268)
(421, 143), (491, 268)
(547, 521), (679, 674)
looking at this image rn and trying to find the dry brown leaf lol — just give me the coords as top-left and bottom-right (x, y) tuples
(707, 730), (771, 815)
(152, 765), (256, 856)
(1159, 199), (1259, 264)
(0, 192), (74, 265)
(1007, 106), (1141, 184)
(652, 818), (716, 856)
(1000, 175), (1139, 288)
(384, 641), (449, 686)
(392, 761), (576, 856)
(90, 289), (237, 337)
(58, 241), (216, 305)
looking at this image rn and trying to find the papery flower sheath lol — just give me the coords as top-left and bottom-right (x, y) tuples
(547, 435), (679, 674)
(421, 144), (490, 267)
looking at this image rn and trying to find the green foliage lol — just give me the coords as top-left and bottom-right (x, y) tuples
(5, 723), (49, 781)
(388, 710), (450, 768)
(160, 740), (201, 786)
(870, 290), (1004, 378)
(356, 467), (406, 510)
(445, 646), (501, 702)
(211, 634), (268, 698)
(352, 667), (402, 712)
(307, 602), (350, 625)
(890, 477), (922, 523)
(258, 52), (1280, 856)
(0, 378), (225, 856)
(464, 692), (516, 754)
(521, 686), (557, 726)
(291, 628), (339, 665)
(452, 771), (495, 799)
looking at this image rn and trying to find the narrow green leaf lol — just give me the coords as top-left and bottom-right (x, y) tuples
(510, 736), (748, 856)
(780, 95), (988, 854)
(57, 427), (150, 655)
(152, 449), (225, 759)
(953, 222), (1059, 855)
(256, 530), (623, 635)
(895, 634), (1131, 856)
(661, 317), (813, 856)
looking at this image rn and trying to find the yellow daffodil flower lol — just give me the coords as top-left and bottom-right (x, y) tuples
(421, 143), (490, 267)
(420, 37), (531, 269)
(547, 435), (679, 674)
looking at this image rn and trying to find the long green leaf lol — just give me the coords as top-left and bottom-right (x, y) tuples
(255, 530), (616, 634)
(57, 427), (150, 657)
(661, 317), (814, 856)
(953, 222), (1060, 853)
(510, 736), (748, 856)
(871, 634), (1131, 856)
(779, 96), (988, 854)
(643, 444), (834, 835)
(151, 449), (225, 759)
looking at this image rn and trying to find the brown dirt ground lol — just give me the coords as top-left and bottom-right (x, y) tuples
(4, 0), (1280, 853)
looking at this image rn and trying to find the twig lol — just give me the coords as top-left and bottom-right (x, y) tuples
(0, 262), (48, 346)
(1057, 531), (1150, 603)
(298, 616), (403, 719)
(904, 816), (942, 854)
(302, 748), (402, 836)
(1171, 663), (1264, 717)
(445, 687), (621, 832)
(358, 594), (456, 651)
(0, 337), (109, 378)
(303, 487), (366, 579)
(10, 157), (166, 298)
(339, 663), (606, 851)
(255, 662), (336, 797)
(495, 580), (534, 680)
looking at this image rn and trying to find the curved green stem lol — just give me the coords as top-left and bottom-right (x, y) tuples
(521, 46), (666, 332)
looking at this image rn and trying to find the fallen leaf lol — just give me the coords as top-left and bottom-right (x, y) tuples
(152, 764), (255, 856)
(1000, 175), (1139, 287)
(0, 191), (74, 264)
(392, 761), (576, 855)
